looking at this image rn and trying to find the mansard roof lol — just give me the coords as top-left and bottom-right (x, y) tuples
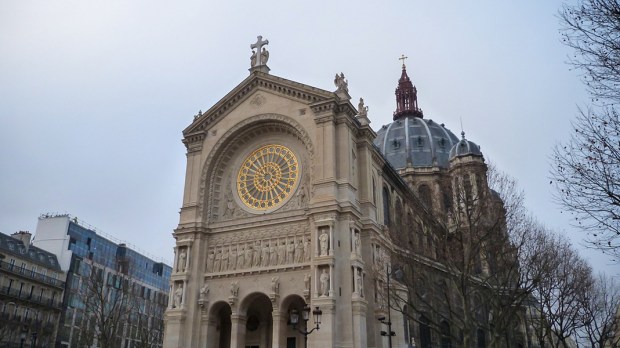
(0, 232), (62, 271)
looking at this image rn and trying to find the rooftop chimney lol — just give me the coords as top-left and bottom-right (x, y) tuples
(11, 231), (32, 249)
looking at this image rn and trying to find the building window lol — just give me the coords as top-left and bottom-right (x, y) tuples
(419, 315), (431, 348)
(382, 187), (391, 226)
(477, 329), (486, 348)
(440, 321), (452, 348)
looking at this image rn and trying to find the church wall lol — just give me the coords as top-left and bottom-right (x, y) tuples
(167, 61), (462, 347)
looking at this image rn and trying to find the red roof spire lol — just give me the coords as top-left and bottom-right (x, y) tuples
(393, 59), (423, 120)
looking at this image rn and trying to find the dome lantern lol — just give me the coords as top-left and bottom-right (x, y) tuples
(393, 59), (423, 120)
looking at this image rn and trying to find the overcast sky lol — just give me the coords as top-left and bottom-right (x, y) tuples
(1, 1), (616, 274)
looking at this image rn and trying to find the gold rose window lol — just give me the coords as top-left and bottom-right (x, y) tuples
(237, 144), (299, 211)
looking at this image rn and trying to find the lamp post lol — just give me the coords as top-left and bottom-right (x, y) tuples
(378, 265), (403, 348)
(289, 305), (322, 348)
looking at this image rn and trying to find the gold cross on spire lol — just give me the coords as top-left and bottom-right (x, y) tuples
(399, 54), (408, 68)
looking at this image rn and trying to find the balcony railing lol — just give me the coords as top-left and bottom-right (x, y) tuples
(0, 286), (63, 309)
(0, 260), (64, 288)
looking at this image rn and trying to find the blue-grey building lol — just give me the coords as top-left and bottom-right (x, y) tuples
(33, 214), (172, 348)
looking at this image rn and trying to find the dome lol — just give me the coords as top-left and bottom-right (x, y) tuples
(375, 117), (460, 169)
(373, 64), (461, 169)
(449, 132), (482, 160)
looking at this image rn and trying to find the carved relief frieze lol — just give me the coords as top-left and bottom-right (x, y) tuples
(205, 223), (311, 275)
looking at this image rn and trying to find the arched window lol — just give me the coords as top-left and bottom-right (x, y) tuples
(419, 315), (431, 348)
(407, 212), (415, 248)
(394, 199), (404, 238)
(418, 184), (432, 209)
(440, 321), (452, 348)
(442, 184), (453, 212)
(372, 176), (377, 205)
(382, 187), (391, 226)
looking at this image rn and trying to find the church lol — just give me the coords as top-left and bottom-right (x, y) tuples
(163, 37), (517, 348)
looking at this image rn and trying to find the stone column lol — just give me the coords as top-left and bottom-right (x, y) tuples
(271, 310), (284, 348)
(328, 223), (334, 256)
(186, 244), (191, 271)
(352, 300), (368, 348)
(329, 265), (334, 296)
(229, 314), (246, 348)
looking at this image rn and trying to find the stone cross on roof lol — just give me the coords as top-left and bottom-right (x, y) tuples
(250, 36), (270, 67)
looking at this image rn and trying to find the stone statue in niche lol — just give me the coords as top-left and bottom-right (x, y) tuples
(221, 247), (229, 271)
(295, 239), (304, 263)
(319, 230), (329, 256)
(320, 269), (330, 297)
(174, 284), (183, 308)
(213, 249), (222, 273)
(178, 248), (187, 272)
(229, 246), (237, 271)
(357, 269), (364, 297)
(286, 240), (295, 264)
(296, 185), (307, 206)
(278, 240), (286, 265)
(244, 244), (252, 269)
(304, 238), (311, 261)
(223, 191), (236, 218)
(237, 246), (245, 270)
(252, 242), (261, 267)
(261, 242), (270, 267)
(269, 242), (277, 266)
(206, 250), (215, 273)
(353, 231), (361, 254)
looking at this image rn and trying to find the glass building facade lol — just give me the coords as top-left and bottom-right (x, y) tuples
(33, 214), (172, 348)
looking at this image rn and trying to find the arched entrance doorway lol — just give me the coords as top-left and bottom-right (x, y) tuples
(240, 293), (273, 348)
(208, 301), (232, 348)
(280, 295), (308, 348)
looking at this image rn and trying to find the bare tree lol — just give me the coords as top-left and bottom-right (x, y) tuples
(386, 165), (540, 347)
(577, 273), (620, 347)
(132, 289), (166, 348)
(75, 262), (135, 348)
(551, 106), (620, 258)
(559, 0), (620, 103)
(528, 231), (593, 348)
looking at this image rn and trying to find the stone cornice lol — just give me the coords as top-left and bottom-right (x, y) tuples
(183, 72), (333, 139)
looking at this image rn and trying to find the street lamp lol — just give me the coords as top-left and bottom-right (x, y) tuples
(378, 266), (403, 348)
(289, 305), (322, 348)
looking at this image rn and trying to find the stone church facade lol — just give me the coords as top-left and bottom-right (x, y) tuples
(163, 38), (509, 348)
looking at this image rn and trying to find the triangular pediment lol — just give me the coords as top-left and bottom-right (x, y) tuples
(183, 71), (336, 137)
